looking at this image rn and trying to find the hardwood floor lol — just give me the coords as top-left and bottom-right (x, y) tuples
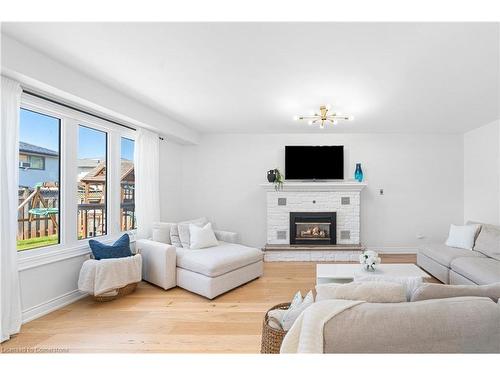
(1, 255), (430, 353)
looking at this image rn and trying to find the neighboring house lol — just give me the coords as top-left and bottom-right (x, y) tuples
(77, 158), (101, 181)
(19, 141), (59, 188)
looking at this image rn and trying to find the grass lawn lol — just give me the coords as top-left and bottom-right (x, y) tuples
(17, 235), (58, 251)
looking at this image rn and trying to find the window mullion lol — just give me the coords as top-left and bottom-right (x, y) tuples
(62, 118), (78, 248)
(107, 131), (121, 237)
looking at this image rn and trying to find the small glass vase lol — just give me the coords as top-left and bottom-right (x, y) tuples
(354, 163), (363, 182)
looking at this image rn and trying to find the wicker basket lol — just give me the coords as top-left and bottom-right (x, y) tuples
(260, 302), (290, 354)
(93, 282), (138, 302)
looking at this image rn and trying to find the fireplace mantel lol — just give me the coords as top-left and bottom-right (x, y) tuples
(260, 181), (367, 192)
(262, 180), (366, 261)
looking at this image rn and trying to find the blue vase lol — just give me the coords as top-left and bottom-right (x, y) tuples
(354, 163), (363, 182)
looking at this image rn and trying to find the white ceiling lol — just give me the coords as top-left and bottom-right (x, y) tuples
(2, 22), (499, 134)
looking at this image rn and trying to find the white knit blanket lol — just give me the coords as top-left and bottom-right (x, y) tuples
(280, 299), (364, 354)
(78, 254), (142, 296)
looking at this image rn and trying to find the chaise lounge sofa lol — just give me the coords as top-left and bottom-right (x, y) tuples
(136, 219), (264, 299)
(417, 221), (500, 285)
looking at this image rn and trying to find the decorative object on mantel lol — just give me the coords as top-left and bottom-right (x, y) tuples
(354, 163), (364, 182)
(359, 250), (381, 271)
(294, 105), (353, 129)
(269, 168), (284, 191)
(267, 169), (276, 183)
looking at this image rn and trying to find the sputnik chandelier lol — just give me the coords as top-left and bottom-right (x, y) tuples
(294, 105), (353, 128)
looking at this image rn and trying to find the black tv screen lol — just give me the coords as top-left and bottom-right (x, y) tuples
(285, 146), (344, 180)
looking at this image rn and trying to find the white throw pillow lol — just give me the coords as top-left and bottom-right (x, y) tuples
(281, 290), (314, 331)
(178, 217), (209, 248)
(445, 224), (480, 250)
(289, 290), (303, 309)
(189, 222), (219, 249)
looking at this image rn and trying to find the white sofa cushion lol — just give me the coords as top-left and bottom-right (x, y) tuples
(473, 223), (500, 261)
(420, 243), (485, 267)
(316, 282), (407, 303)
(152, 222), (174, 244)
(178, 217), (209, 248)
(445, 224), (480, 250)
(450, 257), (500, 285)
(176, 241), (263, 277)
(410, 282), (500, 302)
(189, 222), (219, 249)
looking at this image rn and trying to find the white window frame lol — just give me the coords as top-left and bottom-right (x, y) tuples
(18, 94), (136, 270)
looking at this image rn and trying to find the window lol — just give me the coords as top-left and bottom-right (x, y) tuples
(120, 137), (136, 230)
(17, 108), (60, 251)
(77, 125), (107, 239)
(19, 154), (45, 170)
(18, 94), (136, 256)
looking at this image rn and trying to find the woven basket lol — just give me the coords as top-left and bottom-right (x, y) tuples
(260, 302), (290, 354)
(93, 282), (138, 302)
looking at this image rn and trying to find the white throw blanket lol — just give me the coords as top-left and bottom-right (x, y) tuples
(280, 299), (364, 354)
(78, 254), (142, 296)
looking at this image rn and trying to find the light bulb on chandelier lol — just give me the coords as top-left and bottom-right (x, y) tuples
(294, 104), (353, 129)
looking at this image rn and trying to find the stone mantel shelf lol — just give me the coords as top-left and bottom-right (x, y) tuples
(260, 181), (367, 192)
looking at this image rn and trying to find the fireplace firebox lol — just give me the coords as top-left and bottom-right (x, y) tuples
(290, 212), (336, 245)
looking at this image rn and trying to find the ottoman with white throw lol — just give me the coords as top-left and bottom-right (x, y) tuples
(78, 254), (142, 300)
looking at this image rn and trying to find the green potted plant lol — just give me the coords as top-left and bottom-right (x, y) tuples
(273, 168), (284, 191)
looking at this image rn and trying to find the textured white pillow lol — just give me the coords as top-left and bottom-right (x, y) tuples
(445, 224), (480, 250)
(189, 222), (219, 249)
(281, 290), (314, 331)
(169, 225), (182, 247)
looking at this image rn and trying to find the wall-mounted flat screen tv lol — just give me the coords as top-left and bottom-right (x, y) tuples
(285, 145), (344, 180)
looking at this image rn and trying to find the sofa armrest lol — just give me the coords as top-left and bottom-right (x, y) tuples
(136, 239), (176, 290)
(214, 230), (239, 244)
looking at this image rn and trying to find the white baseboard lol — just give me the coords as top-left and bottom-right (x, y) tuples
(22, 289), (87, 324)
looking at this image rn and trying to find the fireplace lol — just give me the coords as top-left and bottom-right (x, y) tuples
(290, 212), (336, 245)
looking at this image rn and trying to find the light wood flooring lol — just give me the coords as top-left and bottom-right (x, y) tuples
(1, 255), (433, 353)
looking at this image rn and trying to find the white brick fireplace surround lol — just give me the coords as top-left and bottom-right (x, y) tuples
(262, 181), (367, 261)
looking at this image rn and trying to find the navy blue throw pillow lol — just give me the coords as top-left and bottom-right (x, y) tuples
(89, 234), (132, 260)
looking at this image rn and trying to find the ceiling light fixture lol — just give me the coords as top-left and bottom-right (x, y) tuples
(294, 105), (353, 128)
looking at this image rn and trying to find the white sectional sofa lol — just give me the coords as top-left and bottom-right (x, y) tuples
(136, 219), (264, 299)
(417, 222), (500, 285)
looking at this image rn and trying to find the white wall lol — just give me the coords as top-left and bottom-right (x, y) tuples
(464, 120), (500, 225)
(19, 254), (89, 322)
(178, 133), (464, 251)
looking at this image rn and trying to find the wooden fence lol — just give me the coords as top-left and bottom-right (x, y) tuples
(17, 187), (58, 241)
(18, 187), (136, 241)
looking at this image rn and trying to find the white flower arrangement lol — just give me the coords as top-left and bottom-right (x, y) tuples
(359, 250), (381, 271)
